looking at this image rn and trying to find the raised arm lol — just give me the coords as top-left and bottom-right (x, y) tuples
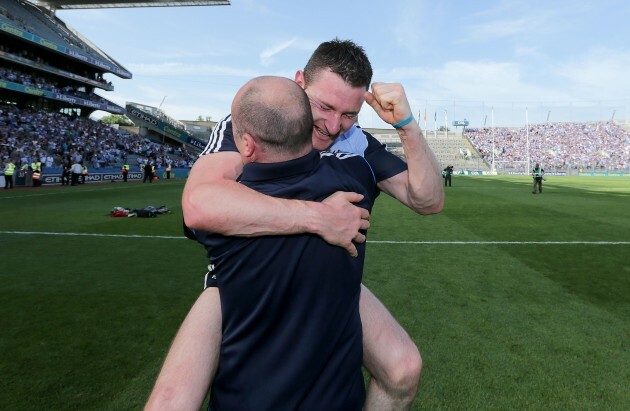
(365, 83), (444, 215)
(182, 152), (370, 256)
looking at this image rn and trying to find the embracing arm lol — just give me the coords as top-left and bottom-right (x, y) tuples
(182, 152), (370, 256)
(365, 83), (444, 215)
(144, 288), (221, 411)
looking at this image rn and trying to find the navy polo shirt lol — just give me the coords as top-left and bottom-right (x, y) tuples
(194, 150), (378, 411)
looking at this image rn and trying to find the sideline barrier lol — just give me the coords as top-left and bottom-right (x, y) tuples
(13, 168), (191, 187)
(577, 171), (630, 177)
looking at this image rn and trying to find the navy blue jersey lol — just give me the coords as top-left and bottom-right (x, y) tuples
(194, 150), (378, 411)
(202, 114), (407, 183)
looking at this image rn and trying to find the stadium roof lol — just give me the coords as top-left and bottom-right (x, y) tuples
(34, 0), (230, 9)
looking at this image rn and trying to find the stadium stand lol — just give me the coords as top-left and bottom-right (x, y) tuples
(0, 1), (203, 186)
(0, 0), (129, 118)
(0, 104), (196, 171)
(465, 122), (629, 172)
(366, 120), (629, 174)
(125, 102), (208, 153)
(365, 128), (490, 172)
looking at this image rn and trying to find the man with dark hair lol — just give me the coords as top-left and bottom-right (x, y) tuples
(150, 39), (443, 411)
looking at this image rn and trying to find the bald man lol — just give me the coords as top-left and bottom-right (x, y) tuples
(150, 76), (378, 410)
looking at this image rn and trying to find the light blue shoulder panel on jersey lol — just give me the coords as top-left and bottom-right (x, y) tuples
(329, 125), (368, 157)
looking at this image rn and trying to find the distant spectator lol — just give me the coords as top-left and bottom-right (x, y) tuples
(70, 161), (82, 186)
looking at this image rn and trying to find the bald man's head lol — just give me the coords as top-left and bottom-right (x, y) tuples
(232, 76), (313, 161)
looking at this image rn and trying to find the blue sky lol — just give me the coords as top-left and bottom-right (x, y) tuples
(56, 0), (630, 128)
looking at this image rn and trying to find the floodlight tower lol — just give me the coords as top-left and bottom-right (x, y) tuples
(491, 108), (495, 173)
(526, 107), (530, 174)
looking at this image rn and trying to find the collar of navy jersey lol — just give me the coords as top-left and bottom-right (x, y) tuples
(239, 150), (320, 182)
(238, 125), (362, 182)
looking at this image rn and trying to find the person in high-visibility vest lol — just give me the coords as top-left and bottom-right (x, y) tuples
(20, 161), (31, 186)
(82, 165), (88, 184)
(165, 164), (171, 179)
(32, 160), (42, 187)
(31, 161), (41, 172)
(531, 163), (545, 194)
(122, 163), (130, 182)
(3, 159), (15, 189)
(32, 168), (41, 187)
(31, 160), (42, 187)
(152, 164), (158, 181)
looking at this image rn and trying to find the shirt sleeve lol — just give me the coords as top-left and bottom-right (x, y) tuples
(362, 130), (408, 183)
(351, 157), (380, 209)
(200, 114), (237, 156)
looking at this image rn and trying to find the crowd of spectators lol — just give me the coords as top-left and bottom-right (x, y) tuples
(465, 122), (629, 171)
(0, 44), (113, 89)
(0, 65), (113, 106)
(0, 105), (197, 172)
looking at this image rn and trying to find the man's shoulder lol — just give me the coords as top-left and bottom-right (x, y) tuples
(201, 114), (235, 155)
(317, 151), (376, 188)
(319, 150), (370, 168)
(329, 125), (380, 158)
(332, 126), (407, 183)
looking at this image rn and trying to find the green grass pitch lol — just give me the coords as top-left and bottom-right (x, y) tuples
(1, 175), (628, 410)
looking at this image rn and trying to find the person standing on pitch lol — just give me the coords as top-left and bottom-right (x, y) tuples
(122, 162), (130, 182)
(61, 158), (71, 186)
(443, 165), (453, 187)
(152, 39), (444, 411)
(31, 158), (42, 187)
(143, 161), (153, 183)
(81, 164), (88, 184)
(3, 158), (15, 189)
(70, 161), (82, 186)
(532, 162), (545, 194)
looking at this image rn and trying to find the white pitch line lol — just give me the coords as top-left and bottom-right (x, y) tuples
(0, 231), (628, 244)
(369, 240), (630, 245)
(0, 231), (183, 239)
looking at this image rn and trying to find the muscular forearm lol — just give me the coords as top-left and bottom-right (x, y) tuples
(182, 153), (369, 255)
(364, 83), (443, 215)
(392, 122), (444, 214)
(184, 175), (329, 237)
(182, 152), (303, 236)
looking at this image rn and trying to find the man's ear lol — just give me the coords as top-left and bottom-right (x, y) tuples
(294, 70), (305, 88)
(240, 132), (257, 159)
